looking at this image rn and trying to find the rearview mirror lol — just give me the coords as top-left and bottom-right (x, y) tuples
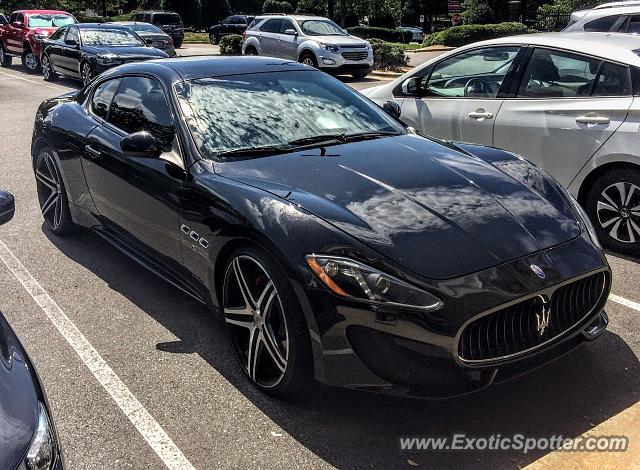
(483, 51), (509, 61)
(401, 76), (420, 96)
(284, 28), (297, 35)
(0, 191), (15, 226)
(383, 100), (401, 119)
(121, 131), (161, 158)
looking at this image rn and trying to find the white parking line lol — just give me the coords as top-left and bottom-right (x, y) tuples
(609, 293), (640, 312)
(0, 240), (196, 470)
(0, 70), (61, 88)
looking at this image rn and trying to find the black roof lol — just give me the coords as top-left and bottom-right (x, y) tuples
(74, 23), (134, 30)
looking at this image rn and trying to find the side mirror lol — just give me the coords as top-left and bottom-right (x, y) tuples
(64, 38), (78, 47)
(0, 191), (15, 226)
(121, 131), (161, 158)
(401, 77), (420, 96)
(12, 21), (23, 28)
(383, 100), (401, 119)
(284, 28), (297, 35)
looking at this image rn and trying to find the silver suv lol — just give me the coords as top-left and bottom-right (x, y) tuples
(242, 15), (373, 78)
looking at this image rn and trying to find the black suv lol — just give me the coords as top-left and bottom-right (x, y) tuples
(130, 11), (184, 48)
(209, 15), (254, 44)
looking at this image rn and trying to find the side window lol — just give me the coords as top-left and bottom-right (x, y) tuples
(222, 16), (232, 24)
(108, 77), (175, 151)
(65, 27), (79, 44)
(260, 19), (282, 33)
(424, 46), (520, 98)
(627, 15), (640, 33)
(280, 20), (296, 33)
(9, 13), (17, 24)
(91, 78), (122, 119)
(49, 27), (67, 41)
(584, 14), (622, 31)
(517, 48), (600, 98)
(16, 13), (24, 25)
(593, 62), (632, 96)
(144, 14), (152, 23)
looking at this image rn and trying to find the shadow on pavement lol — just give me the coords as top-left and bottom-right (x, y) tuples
(46, 227), (640, 470)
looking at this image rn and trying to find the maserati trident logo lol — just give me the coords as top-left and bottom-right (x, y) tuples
(536, 296), (551, 336)
(530, 264), (546, 279)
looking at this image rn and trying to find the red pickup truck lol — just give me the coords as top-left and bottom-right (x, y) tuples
(0, 10), (76, 73)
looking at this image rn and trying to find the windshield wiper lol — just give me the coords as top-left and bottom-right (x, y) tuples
(216, 145), (287, 159)
(344, 131), (402, 142)
(287, 134), (347, 147)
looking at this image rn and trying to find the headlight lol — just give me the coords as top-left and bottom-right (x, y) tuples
(306, 255), (442, 311)
(567, 191), (602, 250)
(320, 43), (339, 53)
(96, 54), (120, 65)
(18, 402), (59, 470)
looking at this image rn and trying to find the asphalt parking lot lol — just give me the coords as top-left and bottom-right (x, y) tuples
(0, 52), (639, 470)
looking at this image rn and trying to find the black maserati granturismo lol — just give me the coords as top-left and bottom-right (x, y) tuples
(31, 56), (611, 398)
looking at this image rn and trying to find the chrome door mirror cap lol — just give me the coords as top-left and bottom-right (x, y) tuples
(401, 76), (420, 96)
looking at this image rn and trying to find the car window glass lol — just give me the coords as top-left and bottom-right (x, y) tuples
(627, 15), (640, 33)
(517, 49), (600, 98)
(593, 62), (632, 96)
(16, 13), (24, 24)
(222, 16), (232, 24)
(280, 20), (295, 33)
(584, 14), (622, 31)
(425, 46), (520, 98)
(231, 16), (245, 24)
(108, 77), (175, 151)
(260, 19), (282, 33)
(49, 27), (67, 41)
(248, 18), (261, 29)
(9, 13), (17, 24)
(91, 78), (122, 119)
(66, 27), (79, 44)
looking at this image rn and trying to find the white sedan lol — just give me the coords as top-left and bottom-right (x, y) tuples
(362, 32), (640, 257)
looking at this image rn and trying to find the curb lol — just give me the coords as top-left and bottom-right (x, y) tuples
(410, 46), (455, 52)
(370, 70), (403, 78)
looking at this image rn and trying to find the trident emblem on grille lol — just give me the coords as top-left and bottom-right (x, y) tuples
(536, 296), (551, 336)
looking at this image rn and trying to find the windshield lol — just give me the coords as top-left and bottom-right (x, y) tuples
(299, 19), (347, 36)
(129, 23), (163, 33)
(174, 71), (404, 159)
(154, 14), (181, 25)
(81, 28), (144, 46)
(28, 14), (75, 28)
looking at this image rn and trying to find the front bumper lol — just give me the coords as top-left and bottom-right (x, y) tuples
(317, 50), (373, 75)
(298, 233), (611, 398)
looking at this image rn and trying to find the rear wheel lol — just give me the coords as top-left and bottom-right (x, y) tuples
(41, 54), (56, 82)
(222, 246), (312, 396)
(299, 52), (317, 68)
(0, 45), (11, 67)
(21, 47), (39, 73)
(174, 37), (183, 49)
(34, 149), (74, 235)
(351, 71), (369, 79)
(244, 46), (258, 55)
(210, 33), (219, 45)
(585, 167), (640, 257)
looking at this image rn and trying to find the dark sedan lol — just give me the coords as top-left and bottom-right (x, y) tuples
(39, 23), (168, 86)
(209, 15), (254, 44)
(109, 21), (176, 57)
(0, 191), (64, 469)
(31, 57), (611, 398)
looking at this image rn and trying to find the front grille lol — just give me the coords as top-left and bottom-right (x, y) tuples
(458, 272), (607, 363)
(341, 51), (368, 61)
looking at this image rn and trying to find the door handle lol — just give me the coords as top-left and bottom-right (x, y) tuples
(84, 144), (102, 159)
(576, 115), (610, 125)
(468, 111), (494, 120)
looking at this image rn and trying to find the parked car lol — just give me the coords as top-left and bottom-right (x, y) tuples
(209, 15), (254, 45)
(566, 0), (640, 30)
(363, 32), (640, 257)
(129, 11), (184, 48)
(242, 15), (373, 78)
(31, 56), (611, 398)
(0, 9), (76, 73)
(40, 23), (168, 86)
(0, 190), (64, 470)
(400, 25), (424, 42)
(109, 21), (176, 57)
(564, 4), (640, 32)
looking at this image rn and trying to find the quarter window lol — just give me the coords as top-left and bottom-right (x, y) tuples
(91, 79), (122, 119)
(108, 77), (175, 150)
(592, 62), (632, 96)
(424, 46), (520, 98)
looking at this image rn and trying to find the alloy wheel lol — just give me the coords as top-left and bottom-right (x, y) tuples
(302, 57), (315, 67)
(42, 55), (51, 80)
(35, 152), (64, 230)
(82, 63), (92, 86)
(596, 182), (640, 244)
(24, 52), (37, 71)
(223, 255), (289, 388)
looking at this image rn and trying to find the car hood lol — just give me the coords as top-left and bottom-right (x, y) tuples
(215, 135), (581, 279)
(83, 45), (168, 57)
(0, 313), (39, 470)
(310, 35), (368, 46)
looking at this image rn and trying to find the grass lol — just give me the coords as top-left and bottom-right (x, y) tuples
(395, 42), (423, 50)
(184, 32), (210, 43)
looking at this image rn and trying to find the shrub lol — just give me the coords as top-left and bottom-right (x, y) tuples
(370, 39), (409, 72)
(423, 22), (530, 47)
(461, 0), (495, 24)
(347, 26), (411, 43)
(262, 0), (294, 14)
(220, 34), (243, 55)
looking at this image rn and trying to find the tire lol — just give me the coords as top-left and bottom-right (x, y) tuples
(21, 47), (39, 73)
(244, 46), (258, 56)
(174, 38), (183, 49)
(221, 246), (313, 396)
(41, 54), (56, 82)
(81, 61), (93, 87)
(34, 148), (74, 235)
(351, 71), (369, 79)
(0, 45), (11, 67)
(585, 167), (640, 257)
(210, 33), (219, 45)
(299, 52), (317, 68)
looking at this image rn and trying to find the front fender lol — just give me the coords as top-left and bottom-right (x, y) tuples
(297, 39), (320, 60)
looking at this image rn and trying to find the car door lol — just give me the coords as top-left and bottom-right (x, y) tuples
(399, 45), (522, 146)
(81, 75), (186, 272)
(493, 48), (634, 187)
(44, 26), (68, 70)
(259, 18), (282, 57)
(57, 26), (81, 75)
(278, 19), (298, 60)
(6, 13), (23, 54)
